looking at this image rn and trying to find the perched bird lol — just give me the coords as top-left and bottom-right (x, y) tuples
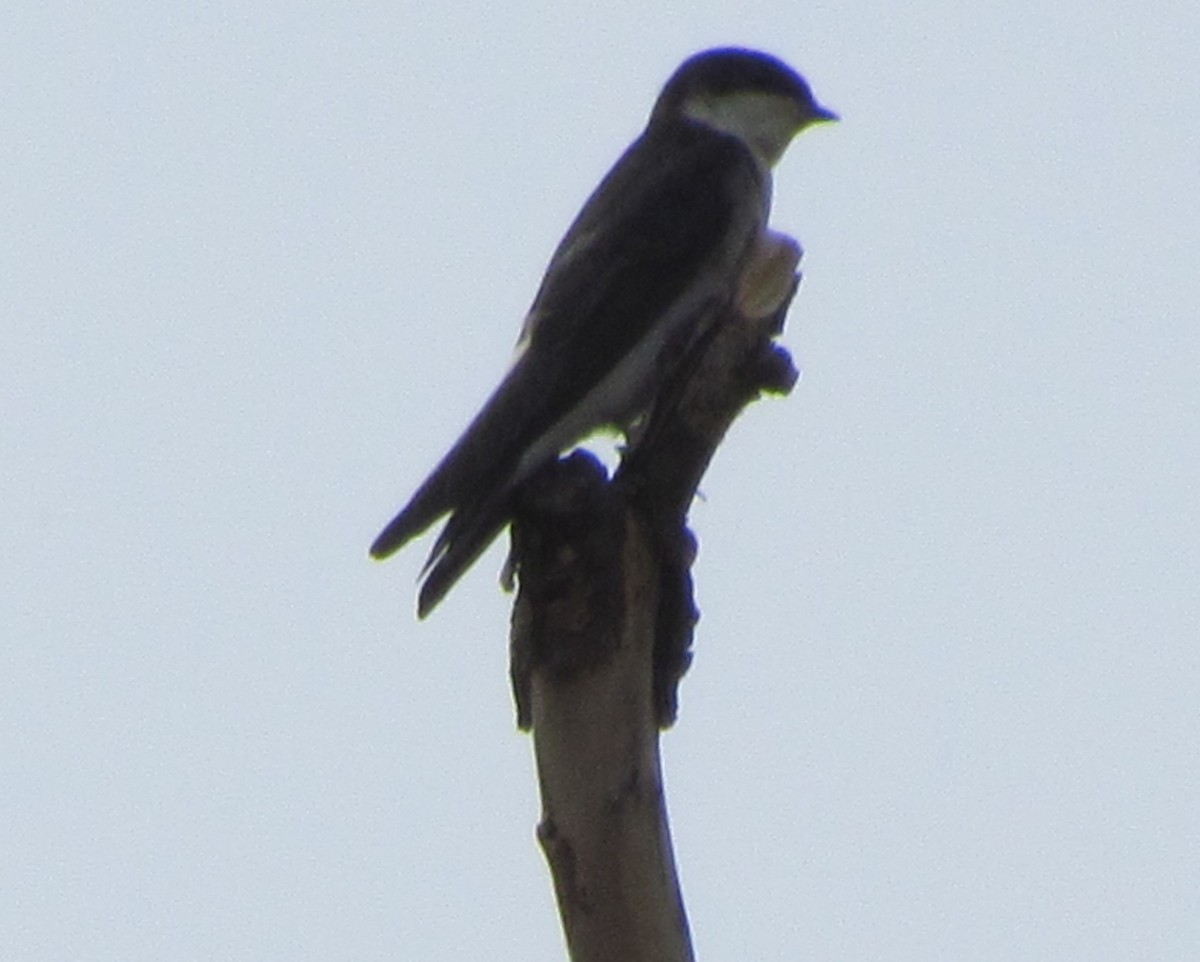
(371, 47), (835, 616)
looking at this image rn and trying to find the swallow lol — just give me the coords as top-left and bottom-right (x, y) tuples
(371, 47), (836, 616)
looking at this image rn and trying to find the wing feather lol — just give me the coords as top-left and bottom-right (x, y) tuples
(372, 121), (767, 613)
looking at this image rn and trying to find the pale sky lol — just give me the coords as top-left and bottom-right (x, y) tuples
(4, 1), (1199, 959)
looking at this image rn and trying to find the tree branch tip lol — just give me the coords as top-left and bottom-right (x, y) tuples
(750, 342), (800, 396)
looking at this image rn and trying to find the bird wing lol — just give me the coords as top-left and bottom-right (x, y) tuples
(372, 122), (765, 616)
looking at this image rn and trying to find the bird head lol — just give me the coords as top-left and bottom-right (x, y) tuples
(652, 47), (837, 168)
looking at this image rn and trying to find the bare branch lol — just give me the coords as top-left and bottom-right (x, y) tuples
(509, 280), (800, 960)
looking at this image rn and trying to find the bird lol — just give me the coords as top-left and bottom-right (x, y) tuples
(370, 47), (836, 617)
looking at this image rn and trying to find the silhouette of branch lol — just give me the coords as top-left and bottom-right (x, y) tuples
(508, 279), (800, 961)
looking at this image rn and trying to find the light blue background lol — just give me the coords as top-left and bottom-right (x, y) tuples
(4, 2), (1198, 958)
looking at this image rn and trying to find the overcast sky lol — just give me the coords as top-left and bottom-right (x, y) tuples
(4, 1), (1198, 959)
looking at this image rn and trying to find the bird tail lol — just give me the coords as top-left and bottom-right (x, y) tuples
(368, 392), (511, 561)
(368, 478), (452, 561)
(369, 465), (514, 618)
(369, 353), (548, 613)
(368, 407), (525, 615)
(413, 491), (514, 618)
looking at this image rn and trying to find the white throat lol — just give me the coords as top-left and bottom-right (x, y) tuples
(681, 91), (801, 168)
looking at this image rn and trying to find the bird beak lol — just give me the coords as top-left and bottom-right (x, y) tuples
(812, 103), (840, 124)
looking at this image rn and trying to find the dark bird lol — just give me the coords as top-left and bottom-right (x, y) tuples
(370, 47), (836, 616)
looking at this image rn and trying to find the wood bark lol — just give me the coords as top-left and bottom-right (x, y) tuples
(509, 281), (800, 961)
